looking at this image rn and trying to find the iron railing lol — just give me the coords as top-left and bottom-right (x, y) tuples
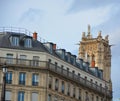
(0, 27), (32, 36)
(0, 57), (112, 98)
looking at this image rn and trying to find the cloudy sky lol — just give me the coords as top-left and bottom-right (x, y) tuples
(0, 0), (120, 100)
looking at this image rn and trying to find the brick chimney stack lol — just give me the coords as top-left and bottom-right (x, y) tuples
(33, 32), (37, 40)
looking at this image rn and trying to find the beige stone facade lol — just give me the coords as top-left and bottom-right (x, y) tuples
(0, 28), (112, 101)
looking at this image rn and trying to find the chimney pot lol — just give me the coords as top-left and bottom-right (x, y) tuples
(53, 44), (56, 50)
(33, 32), (37, 40)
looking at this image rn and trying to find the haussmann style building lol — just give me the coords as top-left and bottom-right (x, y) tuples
(0, 26), (112, 101)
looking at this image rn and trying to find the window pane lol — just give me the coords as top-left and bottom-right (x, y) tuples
(19, 73), (26, 85)
(32, 74), (39, 86)
(6, 72), (12, 84)
(32, 93), (38, 101)
(19, 55), (26, 64)
(55, 79), (58, 90)
(11, 36), (19, 46)
(5, 91), (11, 100)
(61, 81), (64, 93)
(6, 54), (13, 64)
(48, 94), (51, 101)
(24, 38), (32, 48)
(32, 56), (39, 66)
(18, 91), (24, 101)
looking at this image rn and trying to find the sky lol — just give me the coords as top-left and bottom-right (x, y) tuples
(0, 0), (120, 100)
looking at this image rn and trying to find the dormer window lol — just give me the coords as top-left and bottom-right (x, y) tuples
(24, 38), (32, 48)
(10, 36), (19, 46)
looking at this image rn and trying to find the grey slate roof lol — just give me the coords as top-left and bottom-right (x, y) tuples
(0, 32), (68, 69)
(0, 32), (58, 57)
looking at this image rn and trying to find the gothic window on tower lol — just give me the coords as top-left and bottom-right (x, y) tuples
(87, 55), (90, 63)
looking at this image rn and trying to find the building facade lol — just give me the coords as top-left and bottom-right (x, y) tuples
(0, 27), (112, 101)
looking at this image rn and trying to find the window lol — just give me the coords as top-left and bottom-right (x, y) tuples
(55, 79), (58, 91)
(67, 83), (70, 95)
(6, 72), (12, 84)
(78, 89), (81, 100)
(5, 91), (11, 101)
(10, 36), (19, 46)
(32, 92), (38, 101)
(49, 76), (52, 88)
(78, 73), (80, 76)
(19, 73), (26, 85)
(6, 54), (13, 64)
(48, 94), (51, 101)
(85, 92), (89, 101)
(101, 98), (103, 101)
(32, 74), (39, 86)
(73, 87), (76, 98)
(32, 56), (39, 66)
(91, 94), (94, 101)
(18, 91), (24, 101)
(54, 97), (57, 101)
(61, 81), (64, 93)
(24, 38), (32, 48)
(19, 55), (26, 65)
(96, 96), (99, 101)
(55, 62), (57, 70)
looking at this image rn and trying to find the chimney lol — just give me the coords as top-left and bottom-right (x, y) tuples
(53, 44), (56, 50)
(33, 32), (37, 40)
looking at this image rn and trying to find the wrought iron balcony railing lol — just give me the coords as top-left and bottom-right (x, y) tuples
(0, 57), (112, 98)
(19, 81), (25, 85)
(32, 82), (38, 86)
(6, 80), (12, 84)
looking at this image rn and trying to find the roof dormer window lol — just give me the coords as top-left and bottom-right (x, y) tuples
(10, 36), (19, 46)
(24, 38), (32, 48)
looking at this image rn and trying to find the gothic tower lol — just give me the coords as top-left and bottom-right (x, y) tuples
(78, 25), (111, 83)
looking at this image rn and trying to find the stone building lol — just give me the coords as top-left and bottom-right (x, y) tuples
(0, 27), (112, 101)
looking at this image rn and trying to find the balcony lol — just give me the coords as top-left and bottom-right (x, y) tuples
(32, 82), (38, 86)
(0, 57), (112, 98)
(6, 80), (12, 84)
(19, 81), (25, 85)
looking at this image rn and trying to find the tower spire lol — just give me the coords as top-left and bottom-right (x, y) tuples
(88, 24), (91, 35)
(87, 24), (92, 38)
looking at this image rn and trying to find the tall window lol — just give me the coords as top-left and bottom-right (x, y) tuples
(6, 72), (12, 84)
(49, 76), (52, 89)
(19, 73), (26, 85)
(32, 92), (38, 101)
(73, 87), (76, 98)
(96, 96), (99, 101)
(67, 83), (70, 95)
(24, 38), (32, 48)
(85, 92), (89, 101)
(10, 36), (19, 46)
(61, 81), (64, 93)
(18, 91), (24, 101)
(5, 91), (11, 101)
(33, 56), (39, 66)
(78, 89), (81, 100)
(19, 55), (26, 65)
(54, 97), (57, 101)
(55, 79), (59, 91)
(32, 74), (39, 86)
(48, 94), (51, 101)
(6, 54), (13, 64)
(91, 94), (94, 101)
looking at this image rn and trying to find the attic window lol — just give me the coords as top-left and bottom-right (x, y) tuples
(24, 38), (32, 48)
(10, 36), (19, 46)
